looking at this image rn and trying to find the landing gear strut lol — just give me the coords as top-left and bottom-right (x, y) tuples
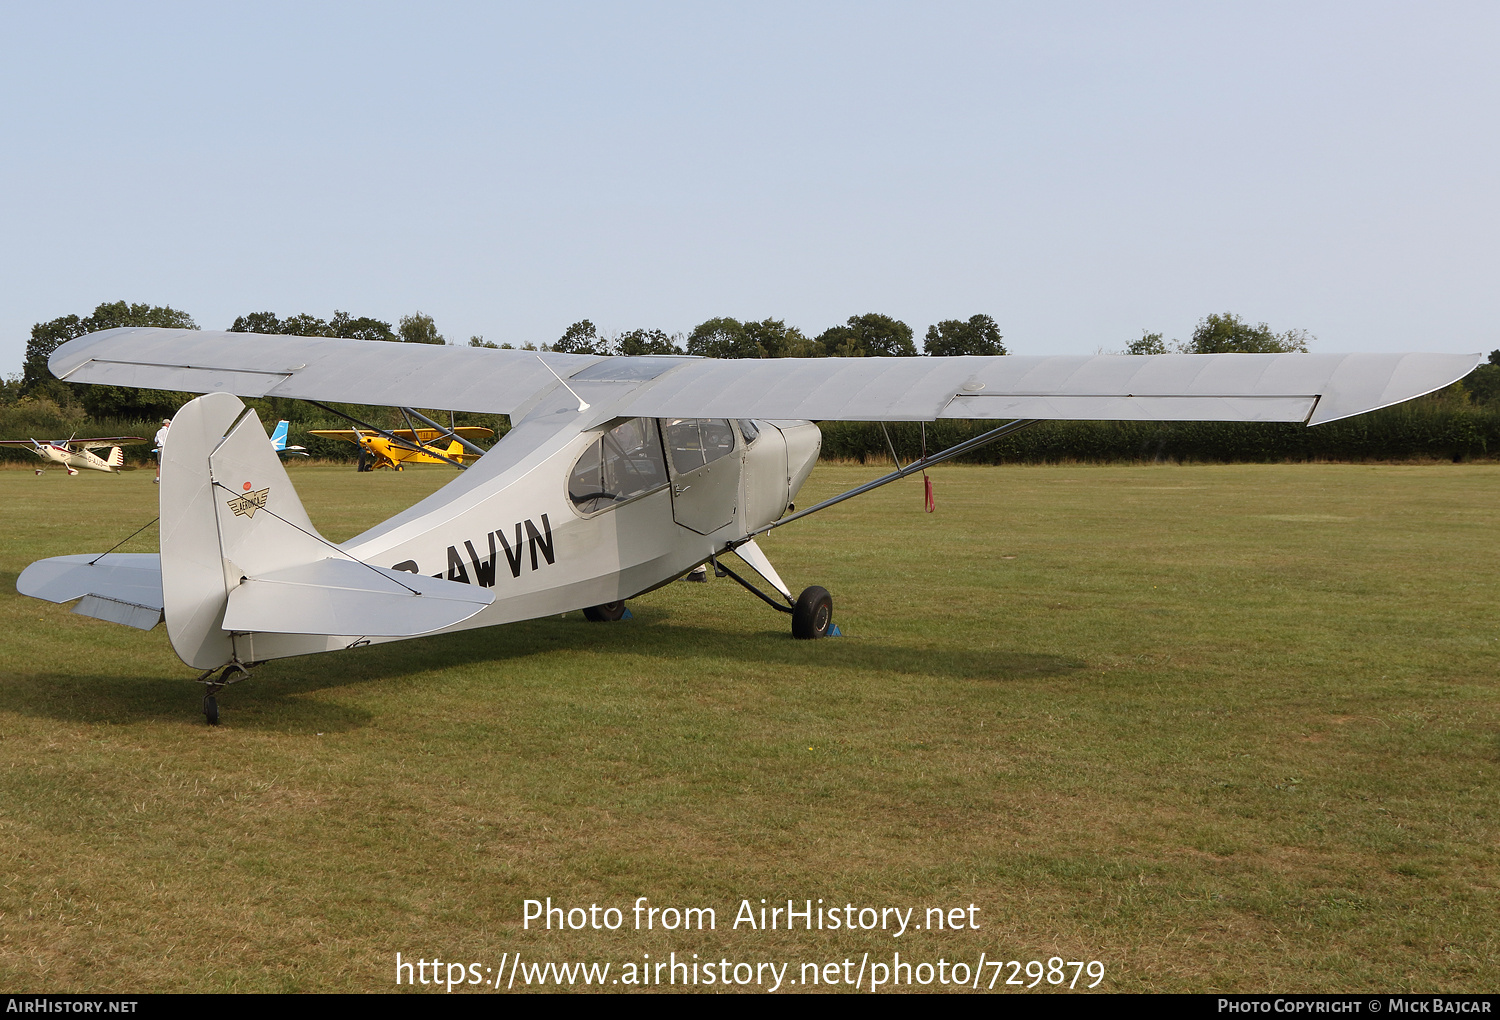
(711, 555), (835, 640)
(196, 661), (253, 726)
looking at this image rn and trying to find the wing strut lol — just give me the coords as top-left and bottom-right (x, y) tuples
(739, 418), (1042, 541)
(401, 407), (489, 458)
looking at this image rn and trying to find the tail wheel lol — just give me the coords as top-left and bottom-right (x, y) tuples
(583, 601), (627, 622)
(792, 586), (833, 639)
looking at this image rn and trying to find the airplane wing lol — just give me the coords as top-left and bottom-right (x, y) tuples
(306, 427), (491, 442)
(49, 327), (1482, 426)
(384, 427), (494, 441)
(1, 437), (150, 449)
(73, 437), (150, 448)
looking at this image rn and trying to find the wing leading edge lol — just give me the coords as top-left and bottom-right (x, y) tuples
(49, 328), (1480, 426)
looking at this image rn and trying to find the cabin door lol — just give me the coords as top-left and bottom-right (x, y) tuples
(662, 419), (740, 536)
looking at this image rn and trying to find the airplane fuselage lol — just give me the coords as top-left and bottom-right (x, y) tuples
(357, 432), (471, 470)
(368, 417), (815, 606)
(211, 411), (820, 666)
(30, 442), (122, 475)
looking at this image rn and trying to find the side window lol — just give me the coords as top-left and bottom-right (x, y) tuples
(663, 418), (737, 473)
(568, 418), (669, 513)
(701, 419), (737, 461)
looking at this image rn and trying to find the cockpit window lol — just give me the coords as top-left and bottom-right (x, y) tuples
(664, 418), (737, 474)
(568, 418), (669, 513)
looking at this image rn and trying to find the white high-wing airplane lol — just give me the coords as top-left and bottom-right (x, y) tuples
(0, 435), (149, 475)
(15, 327), (1482, 724)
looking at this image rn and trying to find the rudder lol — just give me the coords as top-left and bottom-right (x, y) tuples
(160, 394), (329, 668)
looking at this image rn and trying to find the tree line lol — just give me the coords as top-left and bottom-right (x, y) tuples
(1123, 313), (1314, 355)
(521, 312), (1007, 359)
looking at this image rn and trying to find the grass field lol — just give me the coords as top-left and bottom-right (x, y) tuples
(0, 461), (1496, 993)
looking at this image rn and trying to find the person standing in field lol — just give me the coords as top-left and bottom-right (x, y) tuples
(154, 418), (170, 482)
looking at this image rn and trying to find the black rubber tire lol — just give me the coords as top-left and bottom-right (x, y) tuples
(203, 694), (219, 726)
(792, 586), (833, 639)
(583, 601), (627, 622)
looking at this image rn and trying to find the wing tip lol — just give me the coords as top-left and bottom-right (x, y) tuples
(1307, 352), (1485, 425)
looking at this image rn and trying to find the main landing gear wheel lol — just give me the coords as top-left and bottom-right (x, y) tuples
(792, 586), (833, 639)
(203, 694), (219, 726)
(583, 601), (628, 622)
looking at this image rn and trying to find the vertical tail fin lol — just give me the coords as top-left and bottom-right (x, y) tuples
(106, 445), (125, 468)
(160, 394), (329, 668)
(270, 420), (290, 451)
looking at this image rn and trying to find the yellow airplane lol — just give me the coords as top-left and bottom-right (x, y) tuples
(307, 426), (494, 471)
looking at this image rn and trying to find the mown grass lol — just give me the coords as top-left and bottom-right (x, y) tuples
(0, 461), (1496, 993)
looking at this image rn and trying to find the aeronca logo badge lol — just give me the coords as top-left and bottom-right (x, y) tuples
(226, 482), (270, 518)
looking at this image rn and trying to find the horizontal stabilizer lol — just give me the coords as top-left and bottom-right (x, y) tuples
(222, 558), (494, 637)
(18, 554), (164, 624)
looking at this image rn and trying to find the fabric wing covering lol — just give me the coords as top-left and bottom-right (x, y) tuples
(50, 328), (1481, 426)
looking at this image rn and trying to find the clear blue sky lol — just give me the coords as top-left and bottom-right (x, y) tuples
(2, 1), (1496, 368)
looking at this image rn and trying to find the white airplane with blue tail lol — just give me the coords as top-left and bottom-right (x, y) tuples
(270, 420), (307, 457)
